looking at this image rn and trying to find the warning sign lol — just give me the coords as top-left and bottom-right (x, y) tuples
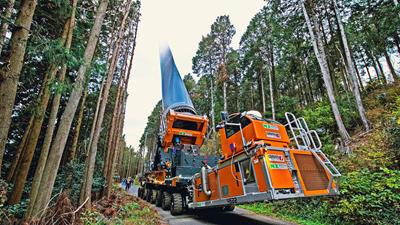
(268, 154), (284, 162)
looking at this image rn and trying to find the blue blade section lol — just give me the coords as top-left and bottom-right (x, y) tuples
(159, 46), (195, 113)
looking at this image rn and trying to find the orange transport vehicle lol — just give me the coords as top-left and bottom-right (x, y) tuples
(190, 111), (340, 209)
(138, 46), (340, 215)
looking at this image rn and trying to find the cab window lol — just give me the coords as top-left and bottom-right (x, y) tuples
(225, 115), (251, 138)
(172, 119), (200, 131)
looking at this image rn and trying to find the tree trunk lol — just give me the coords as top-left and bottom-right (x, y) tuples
(8, 65), (55, 204)
(362, 56), (372, 81)
(104, 51), (127, 185)
(0, 0), (37, 175)
(332, 0), (369, 131)
(383, 50), (398, 82)
(304, 58), (315, 102)
(268, 68), (275, 120)
(8, 15), (72, 205)
(25, 1), (77, 218)
(270, 45), (277, 103)
(6, 116), (32, 182)
(259, 66), (266, 114)
(104, 15), (139, 193)
(107, 88), (127, 197)
(80, 0), (132, 207)
(30, 0), (109, 218)
(355, 68), (363, 91)
(393, 33), (400, 55)
(69, 85), (87, 162)
(87, 79), (105, 156)
(318, 18), (337, 95)
(365, 48), (380, 80)
(0, 0), (16, 54)
(352, 55), (363, 90)
(210, 76), (216, 133)
(375, 56), (387, 84)
(219, 63), (228, 112)
(302, 1), (351, 143)
(223, 81), (227, 112)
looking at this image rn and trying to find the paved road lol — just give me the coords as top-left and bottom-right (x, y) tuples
(124, 184), (295, 225)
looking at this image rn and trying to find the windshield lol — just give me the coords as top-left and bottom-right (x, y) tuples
(246, 114), (281, 125)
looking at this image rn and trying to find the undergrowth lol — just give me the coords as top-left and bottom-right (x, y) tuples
(80, 185), (163, 225)
(242, 83), (400, 225)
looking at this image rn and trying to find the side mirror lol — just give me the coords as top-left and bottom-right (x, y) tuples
(221, 111), (229, 122)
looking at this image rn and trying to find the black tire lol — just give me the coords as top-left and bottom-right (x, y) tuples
(223, 205), (235, 211)
(146, 189), (152, 202)
(151, 189), (157, 204)
(155, 190), (163, 207)
(161, 192), (171, 210)
(170, 193), (183, 215)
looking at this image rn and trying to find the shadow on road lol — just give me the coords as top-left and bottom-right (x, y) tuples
(193, 211), (279, 225)
(126, 184), (293, 225)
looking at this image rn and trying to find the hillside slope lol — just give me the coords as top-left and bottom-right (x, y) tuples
(243, 83), (400, 225)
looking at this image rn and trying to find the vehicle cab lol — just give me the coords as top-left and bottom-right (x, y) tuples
(217, 111), (290, 160)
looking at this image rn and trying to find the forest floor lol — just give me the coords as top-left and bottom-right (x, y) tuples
(78, 186), (167, 225)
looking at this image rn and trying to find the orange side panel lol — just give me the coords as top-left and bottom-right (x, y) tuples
(218, 165), (244, 198)
(252, 121), (290, 144)
(252, 156), (268, 192)
(193, 172), (220, 202)
(265, 150), (294, 189)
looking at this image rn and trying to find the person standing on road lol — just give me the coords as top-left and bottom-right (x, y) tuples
(126, 177), (132, 191)
(125, 177), (129, 191)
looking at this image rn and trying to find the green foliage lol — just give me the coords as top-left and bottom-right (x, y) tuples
(243, 168), (400, 225)
(386, 96), (400, 166)
(139, 101), (162, 150)
(112, 203), (158, 225)
(274, 95), (299, 119)
(2, 199), (29, 219)
(81, 210), (106, 225)
(242, 201), (327, 225)
(53, 160), (86, 203)
(333, 168), (400, 225)
(302, 97), (360, 145)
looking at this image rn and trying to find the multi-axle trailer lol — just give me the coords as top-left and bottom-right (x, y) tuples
(137, 47), (340, 215)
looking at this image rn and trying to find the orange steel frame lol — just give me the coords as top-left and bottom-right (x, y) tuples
(145, 110), (209, 186)
(161, 110), (208, 151)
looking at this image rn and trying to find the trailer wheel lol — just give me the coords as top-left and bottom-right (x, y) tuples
(170, 193), (183, 215)
(151, 189), (157, 204)
(155, 190), (163, 207)
(223, 205), (235, 211)
(146, 189), (152, 202)
(161, 192), (171, 210)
